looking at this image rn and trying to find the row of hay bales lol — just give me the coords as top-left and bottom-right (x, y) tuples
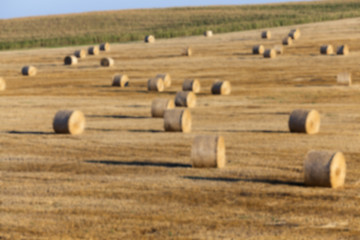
(320, 44), (349, 55)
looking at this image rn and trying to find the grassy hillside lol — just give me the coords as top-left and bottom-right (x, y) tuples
(0, 0), (359, 50)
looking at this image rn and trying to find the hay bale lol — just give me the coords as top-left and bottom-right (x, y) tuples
(0, 77), (6, 91)
(112, 74), (129, 87)
(64, 55), (78, 65)
(263, 49), (276, 58)
(155, 73), (171, 88)
(274, 45), (284, 55)
(21, 66), (37, 76)
(163, 109), (191, 133)
(261, 30), (271, 39)
(337, 45), (349, 55)
(151, 98), (175, 118)
(252, 45), (265, 55)
(145, 35), (155, 43)
(74, 49), (86, 58)
(304, 151), (346, 188)
(182, 47), (192, 56)
(204, 30), (213, 37)
(288, 109), (320, 134)
(320, 45), (333, 55)
(53, 110), (85, 135)
(288, 28), (301, 40)
(182, 79), (201, 93)
(337, 72), (352, 86)
(191, 135), (226, 168)
(147, 78), (164, 92)
(88, 46), (99, 55)
(211, 81), (231, 95)
(100, 57), (114, 67)
(282, 37), (293, 46)
(175, 91), (196, 108)
(100, 42), (110, 51)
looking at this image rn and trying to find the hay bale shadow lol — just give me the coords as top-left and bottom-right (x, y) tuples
(7, 131), (54, 135)
(86, 160), (191, 168)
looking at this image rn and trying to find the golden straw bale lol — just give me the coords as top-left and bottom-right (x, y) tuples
(164, 109), (191, 133)
(112, 74), (129, 87)
(304, 151), (346, 188)
(288, 109), (320, 134)
(252, 45), (264, 54)
(147, 78), (164, 92)
(282, 37), (293, 46)
(100, 42), (110, 51)
(182, 47), (192, 56)
(155, 73), (171, 88)
(261, 30), (271, 39)
(88, 46), (99, 55)
(175, 91), (196, 108)
(337, 45), (349, 55)
(191, 135), (226, 168)
(151, 98), (175, 118)
(100, 57), (114, 67)
(336, 72), (351, 86)
(320, 45), (333, 55)
(182, 79), (200, 93)
(21, 66), (37, 76)
(211, 81), (231, 95)
(274, 45), (284, 55)
(53, 110), (85, 135)
(204, 30), (213, 37)
(74, 49), (86, 58)
(263, 49), (276, 58)
(64, 55), (78, 65)
(288, 28), (301, 40)
(0, 77), (6, 91)
(145, 35), (155, 43)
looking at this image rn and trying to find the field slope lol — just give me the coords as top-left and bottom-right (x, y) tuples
(1, 0), (360, 50)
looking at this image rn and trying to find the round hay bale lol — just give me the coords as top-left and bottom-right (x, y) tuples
(182, 79), (201, 93)
(53, 110), (85, 135)
(304, 151), (346, 188)
(147, 78), (164, 92)
(252, 45), (265, 55)
(337, 72), (352, 86)
(100, 57), (114, 67)
(211, 81), (231, 95)
(145, 35), (155, 43)
(88, 46), (99, 55)
(151, 98), (175, 118)
(21, 66), (37, 76)
(112, 74), (129, 87)
(74, 49), (86, 59)
(0, 77), (6, 91)
(261, 30), (271, 39)
(100, 42), (110, 51)
(288, 29), (300, 40)
(155, 73), (171, 88)
(337, 45), (349, 55)
(163, 108), (191, 133)
(175, 91), (196, 108)
(191, 135), (226, 168)
(282, 37), (293, 46)
(263, 49), (276, 58)
(274, 45), (284, 55)
(204, 30), (213, 37)
(182, 47), (192, 56)
(288, 109), (320, 134)
(320, 45), (333, 55)
(64, 55), (78, 65)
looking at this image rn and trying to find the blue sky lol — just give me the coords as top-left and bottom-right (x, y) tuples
(0, 0), (307, 19)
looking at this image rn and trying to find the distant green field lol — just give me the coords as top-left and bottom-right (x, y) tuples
(0, 0), (359, 50)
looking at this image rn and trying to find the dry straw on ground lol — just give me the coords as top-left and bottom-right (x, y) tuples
(147, 78), (164, 92)
(304, 151), (346, 188)
(0, 77), (6, 91)
(282, 37), (293, 46)
(151, 98), (175, 118)
(88, 46), (100, 55)
(337, 72), (352, 86)
(100, 42), (110, 51)
(100, 57), (114, 67)
(175, 91), (196, 108)
(263, 49), (276, 58)
(252, 45), (265, 54)
(163, 108), (191, 133)
(211, 81), (231, 95)
(182, 79), (201, 93)
(204, 30), (213, 37)
(53, 110), (85, 135)
(288, 28), (301, 40)
(288, 109), (320, 134)
(261, 30), (271, 39)
(74, 49), (86, 58)
(191, 135), (226, 168)
(320, 45), (333, 55)
(64, 56), (78, 65)
(21, 66), (37, 76)
(155, 73), (171, 88)
(145, 35), (155, 43)
(337, 45), (349, 55)
(112, 74), (129, 87)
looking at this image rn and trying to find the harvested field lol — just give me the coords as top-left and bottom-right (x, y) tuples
(1, 17), (360, 239)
